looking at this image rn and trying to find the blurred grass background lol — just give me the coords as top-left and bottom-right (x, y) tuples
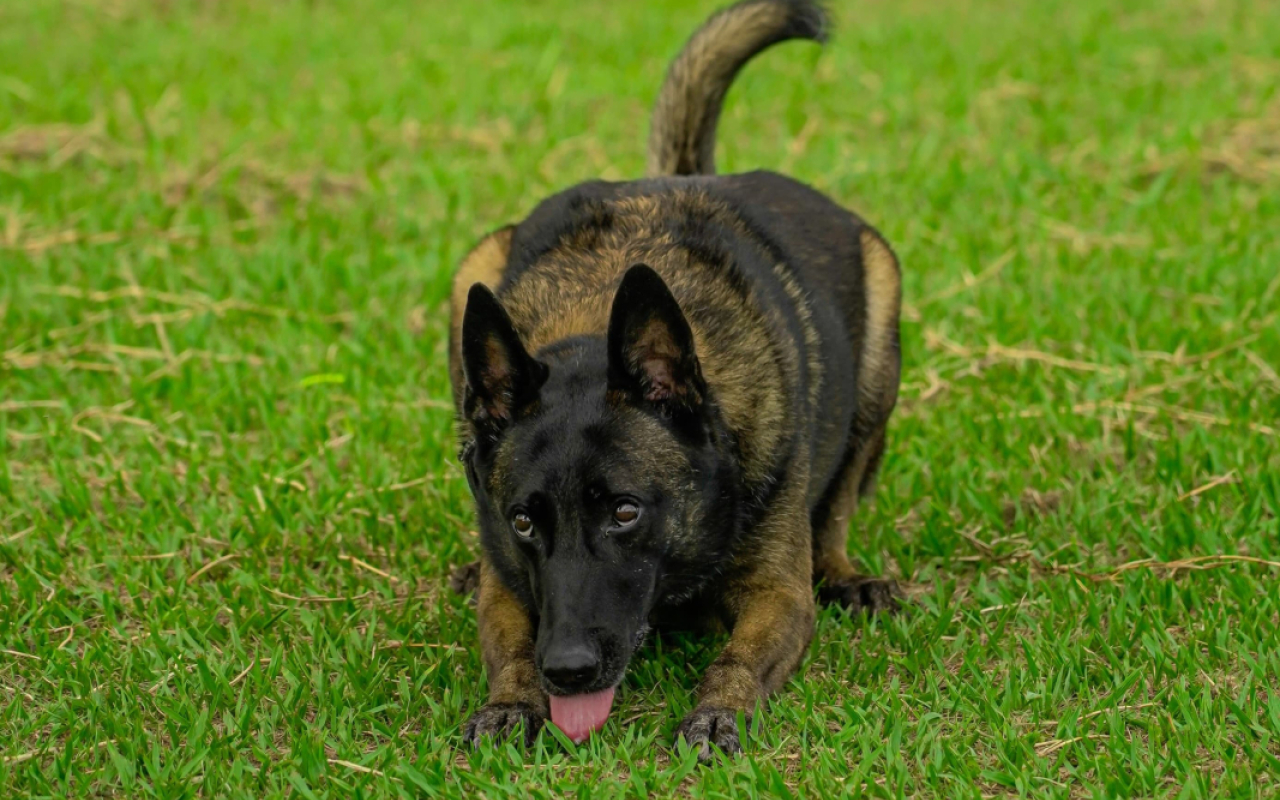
(1, 0), (1278, 796)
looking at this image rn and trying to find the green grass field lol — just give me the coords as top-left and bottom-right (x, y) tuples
(2, 0), (1279, 796)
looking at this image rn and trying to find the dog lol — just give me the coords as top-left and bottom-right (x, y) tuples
(449, 0), (903, 760)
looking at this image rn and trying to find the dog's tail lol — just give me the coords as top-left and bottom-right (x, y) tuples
(646, 0), (829, 177)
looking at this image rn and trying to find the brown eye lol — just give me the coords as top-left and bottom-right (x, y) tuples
(612, 501), (640, 528)
(512, 512), (534, 538)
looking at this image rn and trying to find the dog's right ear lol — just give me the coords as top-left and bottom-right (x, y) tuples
(461, 284), (548, 432)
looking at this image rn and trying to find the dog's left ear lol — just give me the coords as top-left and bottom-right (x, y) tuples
(607, 265), (705, 413)
(461, 284), (548, 432)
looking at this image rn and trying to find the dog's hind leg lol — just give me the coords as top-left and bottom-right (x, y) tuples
(810, 226), (902, 613)
(810, 423), (902, 613)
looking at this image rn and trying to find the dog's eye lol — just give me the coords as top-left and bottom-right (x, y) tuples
(612, 501), (640, 528)
(511, 512), (534, 538)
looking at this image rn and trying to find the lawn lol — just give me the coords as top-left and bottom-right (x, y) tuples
(2, 0), (1279, 796)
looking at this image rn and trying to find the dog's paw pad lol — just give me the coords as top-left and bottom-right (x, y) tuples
(818, 575), (903, 614)
(463, 703), (545, 747)
(674, 706), (744, 762)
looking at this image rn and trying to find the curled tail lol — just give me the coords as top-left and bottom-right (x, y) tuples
(646, 0), (829, 177)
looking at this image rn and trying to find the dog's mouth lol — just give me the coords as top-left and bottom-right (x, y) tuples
(539, 627), (649, 742)
(548, 686), (617, 743)
(541, 668), (626, 743)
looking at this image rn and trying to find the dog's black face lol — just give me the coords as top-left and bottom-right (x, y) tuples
(460, 266), (739, 696)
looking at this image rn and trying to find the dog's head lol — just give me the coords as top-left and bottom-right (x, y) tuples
(459, 265), (737, 696)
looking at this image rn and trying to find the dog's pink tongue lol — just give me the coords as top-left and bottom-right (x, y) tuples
(549, 688), (616, 743)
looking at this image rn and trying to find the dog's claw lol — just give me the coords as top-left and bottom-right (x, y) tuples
(463, 703), (546, 747)
(818, 575), (903, 614)
(675, 706), (744, 762)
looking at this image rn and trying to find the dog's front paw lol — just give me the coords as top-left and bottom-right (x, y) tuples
(817, 575), (903, 614)
(463, 703), (546, 747)
(675, 705), (745, 762)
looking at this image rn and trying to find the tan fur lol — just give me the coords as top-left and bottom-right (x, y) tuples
(770, 261), (825, 416)
(856, 228), (902, 418)
(449, 226), (515, 405)
(691, 470), (815, 712)
(494, 190), (792, 490)
(648, 0), (826, 176)
(476, 557), (547, 712)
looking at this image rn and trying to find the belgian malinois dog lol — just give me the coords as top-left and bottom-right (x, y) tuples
(450, 0), (902, 759)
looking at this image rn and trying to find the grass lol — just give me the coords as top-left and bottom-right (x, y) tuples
(1, 0), (1279, 796)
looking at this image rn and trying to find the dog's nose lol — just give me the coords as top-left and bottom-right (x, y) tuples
(541, 644), (601, 692)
